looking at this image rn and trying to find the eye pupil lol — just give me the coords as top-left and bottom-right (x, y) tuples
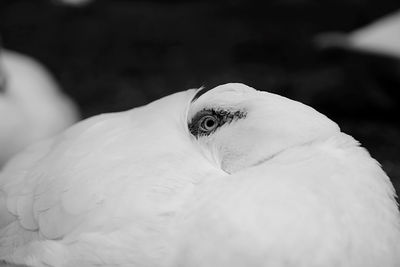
(199, 115), (218, 132)
(205, 118), (215, 128)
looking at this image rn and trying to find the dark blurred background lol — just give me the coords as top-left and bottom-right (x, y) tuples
(0, 0), (399, 190)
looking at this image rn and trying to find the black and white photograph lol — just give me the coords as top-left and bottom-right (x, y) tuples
(0, 0), (400, 266)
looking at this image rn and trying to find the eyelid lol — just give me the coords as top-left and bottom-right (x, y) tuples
(189, 109), (213, 124)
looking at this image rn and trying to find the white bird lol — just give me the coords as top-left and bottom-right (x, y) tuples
(53, 0), (94, 6)
(0, 49), (79, 168)
(0, 83), (399, 267)
(315, 9), (400, 59)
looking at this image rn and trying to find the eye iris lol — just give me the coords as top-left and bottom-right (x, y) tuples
(200, 115), (218, 132)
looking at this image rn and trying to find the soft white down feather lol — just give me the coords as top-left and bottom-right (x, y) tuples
(0, 83), (399, 267)
(0, 49), (79, 168)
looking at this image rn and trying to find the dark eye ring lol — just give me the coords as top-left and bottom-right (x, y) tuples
(198, 115), (219, 132)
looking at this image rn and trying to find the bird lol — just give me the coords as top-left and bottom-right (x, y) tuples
(0, 83), (399, 267)
(315, 9), (400, 59)
(52, 0), (94, 6)
(0, 49), (79, 168)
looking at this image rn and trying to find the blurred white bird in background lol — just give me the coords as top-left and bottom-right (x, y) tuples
(52, 0), (94, 6)
(0, 49), (79, 168)
(0, 83), (399, 267)
(315, 9), (400, 59)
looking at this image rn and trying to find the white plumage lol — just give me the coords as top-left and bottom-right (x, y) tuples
(0, 49), (79, 168)
(316, 9), (400, 59)
(0, 83), (399, 267)
(348, 10), (400, 58)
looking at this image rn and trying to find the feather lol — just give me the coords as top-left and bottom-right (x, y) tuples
(0, 84), (399, 267)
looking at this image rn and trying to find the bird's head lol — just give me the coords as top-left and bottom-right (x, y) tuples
(186, 83), (340, 173)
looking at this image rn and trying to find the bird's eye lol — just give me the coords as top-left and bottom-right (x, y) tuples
(189, 108), (246, 137)
(198, 115), (219, 133)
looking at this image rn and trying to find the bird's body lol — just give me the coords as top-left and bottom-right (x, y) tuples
(176, 134), (400, 267)
(0, 49), (79, 168)
(0, 83), (399, 267)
